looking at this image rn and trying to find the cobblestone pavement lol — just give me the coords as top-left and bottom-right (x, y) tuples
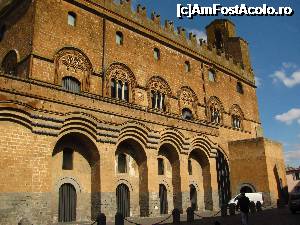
(107, 207), (300, 225)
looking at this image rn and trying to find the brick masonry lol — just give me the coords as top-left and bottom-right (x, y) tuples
(0, 0), (287, 224)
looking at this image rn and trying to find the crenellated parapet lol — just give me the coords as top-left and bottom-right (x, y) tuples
(97, 0), (255, 85)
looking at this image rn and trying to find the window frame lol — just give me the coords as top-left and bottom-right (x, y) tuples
(117, 153), (127, 173)
(185, 61), (191, 73)
(182, 108), (193, 120)
(116, 31), (123, 45)
(208, 70), (216, 82)
(158, 158), (164, 175)
(236, 81), (244, 94)
(67, 12), (77, 27)
(62, 76), (81, 93)
(154, 48), (160, 60)
(62, 148), (74, 170)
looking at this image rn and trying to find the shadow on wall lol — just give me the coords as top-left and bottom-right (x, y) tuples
(273, 165), (288, 204)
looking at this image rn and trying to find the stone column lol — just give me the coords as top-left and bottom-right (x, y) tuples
(179, 154), (190, 212)
(209, 157), (220, 211)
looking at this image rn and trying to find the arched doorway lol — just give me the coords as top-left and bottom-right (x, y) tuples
(159, 184), (168, 214)
(116, 184), (130, 217)
(158, 143), (182, 211)
(189, 149), (212, 210)
(240, 186), (253, 193)
(52, 132), (100, 221)
(58, 183), (77, 222)
(190, 184), (198, 211)
(216, 150), (231, 207)
(115, 139), (149, 216)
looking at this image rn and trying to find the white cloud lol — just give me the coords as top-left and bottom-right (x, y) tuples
(254, 77), (262, 87)
(282, 62), (298, 69)
(187, 28), (207, 41)
(271, 70), (300, 87)
(275, 108), (300, 125)
(271, 63), (300, 87)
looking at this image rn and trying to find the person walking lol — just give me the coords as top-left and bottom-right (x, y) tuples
(236, 191), (250, 225)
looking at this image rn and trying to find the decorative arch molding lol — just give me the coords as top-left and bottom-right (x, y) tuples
(229, 104), (244, 129)
(189, 181), (200, 193)
(206, 96), (224, 124)
(54, 177), (82, 193)
(118, 121), (159, 150)
(146, 76), (172, 112)
(238, 183), (256, 193)
(159, 128), (189, 153)
(54, 47), (93, 92)
(190, 134), (218, 158)
(229, 104), (244, 118)
(178, 86), (198, 117)
(116, 179), (134, 192)
(105, 62), (137, 102)
(159, 179), (172, 194)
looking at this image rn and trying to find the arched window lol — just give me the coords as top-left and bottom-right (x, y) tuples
(110, 79), (129, 102)
(210, 106), (221, 124)
(151, 91), (165, 111)
(236, 81), (244, 94)
(208, 70), (216, 82)
(207, 97), (223, 124)
(62, 76), (81, 93)
(118, 153), (127, 173)
(188, 159), (192, 175)
(185, 61), (191, 72)
(68, 12), (76, 26)
(1, 50), (17, 76)
(158, 158), (164, 175)
(232, 115), (241, 129)
(0, 25), (6, 42)
(62, 148), (73, 170)
(124, 82), (129, 101)
(111, 78), (116, 98)
(116, 31), (123, 45)
(182, 108), (193, 120)
(230, 104), (243, 130)
(214, 29), (223, 49)
(154, 48), (160, 60)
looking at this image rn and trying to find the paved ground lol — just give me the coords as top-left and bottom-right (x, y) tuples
(118, 207), (300, 225)
(59, 207), (300, 225)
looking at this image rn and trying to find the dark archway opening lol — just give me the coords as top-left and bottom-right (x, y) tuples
(116, 184), (130, 218)
(190, 184), (198, 211)
(159, 184), (168, 214)
(240, 186), (253, 193)
(216, 150), (231, 207)
(116, 139), (149, 216)
(159, 143), (182, 211)
(58, 183), (77, 222)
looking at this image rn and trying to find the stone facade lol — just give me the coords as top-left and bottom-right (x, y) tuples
(0, 0), (287, 224)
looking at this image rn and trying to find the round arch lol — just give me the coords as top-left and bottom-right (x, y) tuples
(239, 183), (256, 193)
(115, 138), (149, 217)
(188, 148), (213, 211)
(51, 132), (100, 221)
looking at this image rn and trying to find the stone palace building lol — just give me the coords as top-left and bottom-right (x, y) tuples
(0, 0), (287, 224)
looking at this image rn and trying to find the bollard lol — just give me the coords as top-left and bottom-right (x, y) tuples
(229, 203), (235, 216)
(186, 207), (194, 223)
(115, 212), (124, 225)
(172, 208), (180, 225)
(97, 213), (106, 225)
(256, 201), (262, 212)
(249, 201), (256, 214)
(221, 204), (227, 217)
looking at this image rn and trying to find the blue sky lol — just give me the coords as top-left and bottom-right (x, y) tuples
(116, 0), (300, 167)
